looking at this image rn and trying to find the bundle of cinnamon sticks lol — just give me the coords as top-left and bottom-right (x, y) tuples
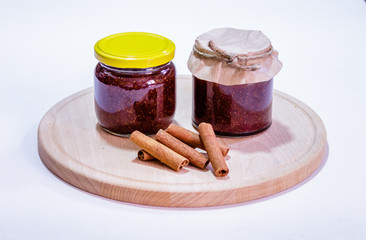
(129, 123), (230, 177)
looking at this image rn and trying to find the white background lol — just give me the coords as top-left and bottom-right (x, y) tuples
(1, 0), (366, 239)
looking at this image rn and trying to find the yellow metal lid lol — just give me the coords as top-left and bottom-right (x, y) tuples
(94, 32), (175, 69)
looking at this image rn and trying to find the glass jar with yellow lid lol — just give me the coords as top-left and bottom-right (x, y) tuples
(94, 32), (176, 136)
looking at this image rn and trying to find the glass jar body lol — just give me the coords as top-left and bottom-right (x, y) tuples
(192, 76), (273, 136)
(94, 62), (176, 136)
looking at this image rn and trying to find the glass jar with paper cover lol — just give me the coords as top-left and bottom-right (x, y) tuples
(187, 28), (282, 136)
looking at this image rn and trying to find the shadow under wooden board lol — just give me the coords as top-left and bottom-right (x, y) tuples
(37, 75), (327, 207)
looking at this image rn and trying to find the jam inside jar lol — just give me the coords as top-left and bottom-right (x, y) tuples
(192, 76), (273, 136)
(94, 62), (176, 136)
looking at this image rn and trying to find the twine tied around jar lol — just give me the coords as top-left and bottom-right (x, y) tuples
(193, 40), (273, 71)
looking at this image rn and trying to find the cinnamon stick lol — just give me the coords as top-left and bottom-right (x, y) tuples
(198, 123), (229, 177)
(166, 124), (229, 156)
(130, 131), (189, 171)
(137, 150), (155, 161)
(156, 129), (209, 169)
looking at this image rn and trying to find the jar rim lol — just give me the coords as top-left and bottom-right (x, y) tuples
(98, 62), (172, 74)
(94, 32), (175, 69)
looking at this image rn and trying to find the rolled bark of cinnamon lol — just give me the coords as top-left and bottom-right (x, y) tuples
(156, 129), (209, 169)
(198, 123), (229, 177)
(166, 124), (229, 156)
(130, 131), (189, 171)
(137, 150), (155, 161)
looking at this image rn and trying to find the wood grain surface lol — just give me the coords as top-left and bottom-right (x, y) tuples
(37, 75), (327, 207)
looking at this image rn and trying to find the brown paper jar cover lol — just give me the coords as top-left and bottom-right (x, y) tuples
(188, 28), (282, 136)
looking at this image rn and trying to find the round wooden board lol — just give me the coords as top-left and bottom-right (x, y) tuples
(38, 75), (327, 207)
